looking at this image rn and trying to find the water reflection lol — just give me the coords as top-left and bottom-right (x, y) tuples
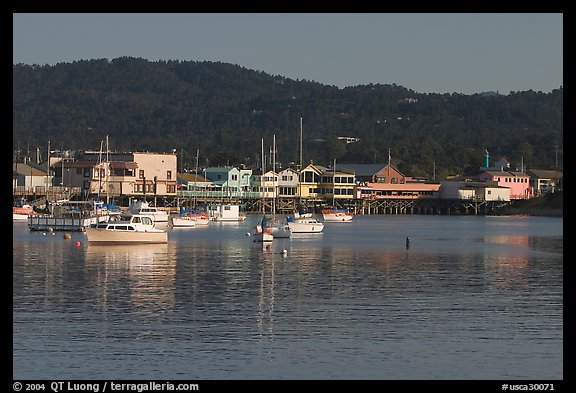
(13, 216), (563, 379)
(85, 243), (176, 313)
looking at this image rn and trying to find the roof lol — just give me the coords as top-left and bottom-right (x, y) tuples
(315, 164), (355, 175)
(482, 170), (530, 177)
(13, 162), (46, 176)
(527, 169), (563, 179)
(178, 173), (210, 183)
(335, 163), (388, 176)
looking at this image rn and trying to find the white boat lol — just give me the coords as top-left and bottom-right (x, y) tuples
(208, 203), (247, 222)
(86, 214), (168, 244)
(322, 207), (354, 222)
(287, 215), (324, 233)
(179, 207), (210, 225)
(129, 199), (169, 224)
(322, 158), (354, 222)
(188, 212), (210, 225)
(169, 215), (196, 228)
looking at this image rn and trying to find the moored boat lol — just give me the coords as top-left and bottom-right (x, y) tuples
(287, 214), (324, 233)
(169, 215), (197, 228)
(129, 199), (169, 224)
(13, 204), (39, 221)
(322, 207), (354, 222)
(86, 214), (168, 244)
(179, 207), (210, 225)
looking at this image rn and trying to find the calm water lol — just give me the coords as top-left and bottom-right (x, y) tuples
(13, 215), (563, 380)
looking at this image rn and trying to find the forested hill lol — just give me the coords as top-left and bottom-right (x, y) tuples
(13, 57), (563, 179)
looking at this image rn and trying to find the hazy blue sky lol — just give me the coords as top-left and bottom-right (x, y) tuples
(13, 13), (563, 95)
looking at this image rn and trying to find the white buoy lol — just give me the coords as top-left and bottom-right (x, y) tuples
(282, 249), (288, 256)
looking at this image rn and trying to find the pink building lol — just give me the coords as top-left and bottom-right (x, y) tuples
(479, 171), (534, 200)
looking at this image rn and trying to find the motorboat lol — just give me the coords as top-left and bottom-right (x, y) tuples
(128, 199), (169, 224)
(321, 207), (354, 222)
(86, 214), (168, 244)
(169, 215), (196, 228)
(287, 215), (324, 233)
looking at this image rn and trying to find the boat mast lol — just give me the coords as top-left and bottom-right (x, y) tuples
(261, 138), (265, 214)
(332, 158), (336, 207)
(105, 135), (110, 204)
(97, 140), (103, 203)
(297, 117), (303, 204)
(273, 134), (276, 220)
(46, 140), (50, 204)
(194, 148), (199, 209)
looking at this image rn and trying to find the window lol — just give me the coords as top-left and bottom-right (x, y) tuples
(139, 170), (144, 179)
(76, 168), (83, 175)
(231, 174), (238, 181)
(84, 169), (91, 177)
(167, 170), (172, 180)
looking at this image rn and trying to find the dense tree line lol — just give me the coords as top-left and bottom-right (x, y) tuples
(13, 57), (563, 179)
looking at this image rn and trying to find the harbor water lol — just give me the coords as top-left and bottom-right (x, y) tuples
(13, 215), (563, 380)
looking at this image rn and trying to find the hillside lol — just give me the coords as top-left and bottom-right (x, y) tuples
(13, 57), (563, 179)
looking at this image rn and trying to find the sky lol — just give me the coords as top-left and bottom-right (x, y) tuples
(13, 13), (563, 95)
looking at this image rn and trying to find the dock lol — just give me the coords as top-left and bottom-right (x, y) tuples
(27, 216), (103, 232)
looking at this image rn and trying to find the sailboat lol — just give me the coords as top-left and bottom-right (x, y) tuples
(253, 138), (274, 242)
(254, 135), (291, 240)
(287, 118), (324, 233)
(269, 134), (291, 238)
(321, 158), (353, 222)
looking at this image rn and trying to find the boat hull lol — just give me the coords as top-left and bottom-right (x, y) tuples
(322, 213), (353, 222)
(287, 220), (324, 233)
(170, 216), (196, 227)
(86, 227), (168, 244)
